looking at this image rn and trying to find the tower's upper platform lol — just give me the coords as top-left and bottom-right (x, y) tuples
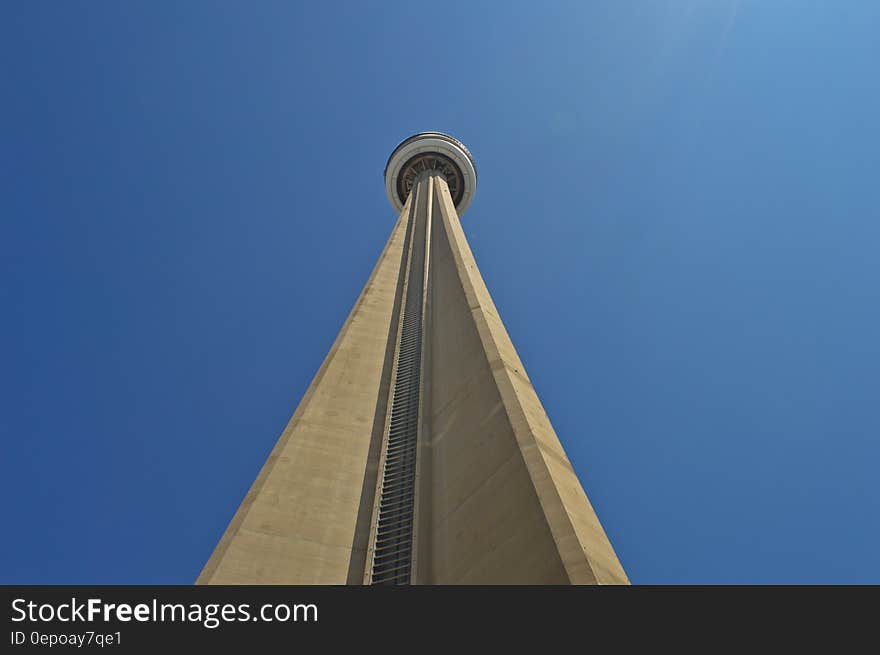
(384, 132), (477, 216)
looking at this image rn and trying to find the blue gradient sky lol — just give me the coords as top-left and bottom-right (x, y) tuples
(3, 2), (878, 584)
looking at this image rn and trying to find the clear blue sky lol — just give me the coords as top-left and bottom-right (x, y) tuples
(2, 2), (878, 584)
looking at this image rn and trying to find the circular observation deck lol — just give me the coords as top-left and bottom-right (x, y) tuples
(384, 132), (477, 216)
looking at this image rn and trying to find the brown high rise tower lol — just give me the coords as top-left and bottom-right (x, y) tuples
(197, 133), (628, 585)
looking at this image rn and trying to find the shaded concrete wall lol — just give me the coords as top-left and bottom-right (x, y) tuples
(422, 175), (629, 584)
(197, 197), (411, 584)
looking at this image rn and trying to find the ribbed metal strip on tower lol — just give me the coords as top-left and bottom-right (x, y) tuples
(370, 183), (428, 585)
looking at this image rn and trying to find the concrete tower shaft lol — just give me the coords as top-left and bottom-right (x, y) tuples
(197, 135), (628, 585)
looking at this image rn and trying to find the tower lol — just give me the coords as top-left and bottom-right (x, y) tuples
(197, 133), (628, 585)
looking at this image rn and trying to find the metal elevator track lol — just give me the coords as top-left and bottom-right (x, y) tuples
(370, 187), (428, 585)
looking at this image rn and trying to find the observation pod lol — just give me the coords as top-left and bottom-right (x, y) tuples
(384, 131), (477, 216)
